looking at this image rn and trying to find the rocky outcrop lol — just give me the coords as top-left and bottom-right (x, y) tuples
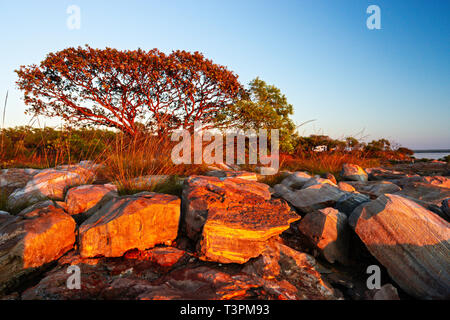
(182, 176), (299, 263)
(349, 194), (450, 299)
(365, 167), (417, 181)
(302, 177), (337, 189)
(7, 162), (96, 211)
(280, 183), (347, 214)
(64, 184), (118, 216)
(298, 208), (350, 264)
(338, 182), (357, 192)
(340, 164), (368, 182)
(0, 205), (76, 293)
(79, 192), (180, 258)
(442, 198), (450, 220)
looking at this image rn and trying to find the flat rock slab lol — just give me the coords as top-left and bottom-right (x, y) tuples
(0, 168), (40, 189)
(79, 192), (180, 258)
(349, 194), (450, 299)
(281, 171), (312, 189)
(182, 176), (299, 264)
(205, 170), (258, 181)
(394, 182), (450, 206)
(280, 183), (347, 214)
(0, 205), (76, 293)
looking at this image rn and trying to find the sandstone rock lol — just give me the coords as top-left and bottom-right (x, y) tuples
(298, 208), (350, 264)
(7, 162), (96, 211)
(272, 183), (293, 198)
(338, 182), (357, 192)
(182, 176), (298, 263)
(303, 177), (337, 189)
(341, 164), (368, 182)
(205, 170), (258, 181)
(415, 176), (450, 188)
(349, 194), (450, 299)
(0, 205), (76, 293)
(65, 184), (118, 216)
(346, 181), (402, 197)
(335, 193), (371, 216)
(79, 192), (180, 258)
(280, 171), (312, 189)
(17, 200), (57, 216)
(371, 284), (400, 300)
(241, 241), (337, 300)
(280, 183), (347, 214)
(394, 182), (450, 206)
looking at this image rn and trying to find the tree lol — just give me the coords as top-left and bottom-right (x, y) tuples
(227, 77), (298, 153)
(16, 46), (242, 136)
(365, 139), (392, 152)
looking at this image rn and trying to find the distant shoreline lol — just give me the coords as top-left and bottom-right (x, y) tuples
(412, 149), (450, 153)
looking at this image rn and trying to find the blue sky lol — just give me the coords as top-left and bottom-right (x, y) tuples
(0, 0), (449, 149)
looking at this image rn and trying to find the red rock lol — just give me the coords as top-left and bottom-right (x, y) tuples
(64, 184), (118, 216)
(182, 176), (299, 264)
(349, 194), (450, 299)
(0, 205), (76, 293)
(79, 192), (180, 258)
(394, 182), (450, 205)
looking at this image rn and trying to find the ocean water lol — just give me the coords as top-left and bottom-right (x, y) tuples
(413, 152), (449, 160)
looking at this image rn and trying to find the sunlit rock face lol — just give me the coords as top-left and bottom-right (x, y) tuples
(302, 177), (337, 189)
(338, 182), (357, 193)
(79, 192), (180, 258)
(346, 181), (402, 198)
(7, 162), (97, 211)
(0, 168), (40, 189)
(349, 194), (450, 299)
(241, 241), (337, 300)
(0, 205), (76, 293)
(64, 184), (118, 216)
(298, 208), (350, 265)
(279, 183), (347, 214)
(340, 163), (368, 182)
(182, 176), (299, 264)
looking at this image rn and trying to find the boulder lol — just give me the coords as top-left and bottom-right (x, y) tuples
(346, 181), (402, 197)
(280, 183), (347, 214)
(365, 283), (400, 300)
(79, 192), (180, 258)
(324, 173), (337, 185)
(64, 184), (118, 216)
(340, 164), (368, 182)
(335, 193), (371, 216)
(0, 205), (76, 293)
(7, 163), (96, 211)
(349, 194), (450, 299)
(365, 167), (415, 181)
(182, 176), (299, 263)
(298, 208), (350, 264)
(280, 171), (312, 189)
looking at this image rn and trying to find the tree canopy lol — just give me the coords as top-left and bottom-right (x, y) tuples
(227, 77), (298, 153)
(16, 46), (243, 136)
